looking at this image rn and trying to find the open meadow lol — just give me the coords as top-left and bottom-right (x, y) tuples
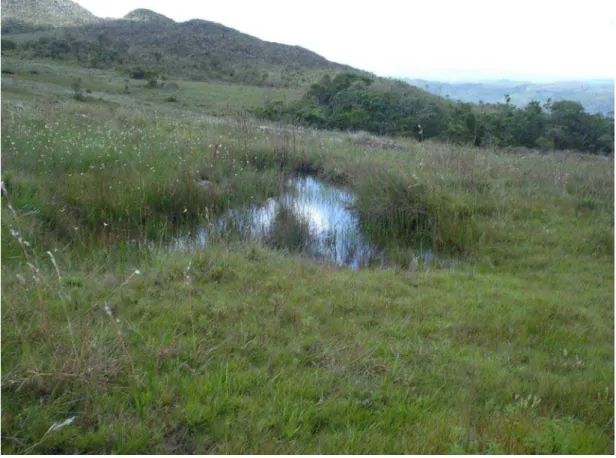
(1, 60), (614, 453)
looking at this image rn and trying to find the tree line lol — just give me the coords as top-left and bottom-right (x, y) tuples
(255, 73), (614, 154)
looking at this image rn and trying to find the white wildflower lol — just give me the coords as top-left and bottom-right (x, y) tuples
(46, 416), (76, 435)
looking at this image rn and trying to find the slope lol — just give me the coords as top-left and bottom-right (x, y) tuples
(1, 0), (101, 33)
(2, 3), (352, 86)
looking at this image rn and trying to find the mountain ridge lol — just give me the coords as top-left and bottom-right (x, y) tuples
(402, 78), (615, 116)
(1, 0), (353, 86)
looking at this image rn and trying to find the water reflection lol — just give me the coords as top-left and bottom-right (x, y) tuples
(173, 176), (438, 270)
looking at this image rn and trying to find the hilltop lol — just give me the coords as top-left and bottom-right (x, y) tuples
(123, 8), (175, 25)
(1, 0), (101, 33)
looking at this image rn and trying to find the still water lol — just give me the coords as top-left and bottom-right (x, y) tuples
(173, 176), (438, 269)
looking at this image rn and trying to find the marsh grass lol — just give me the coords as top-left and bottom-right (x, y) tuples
(264, 203), (315, 253)
(1, 63), (614, 454)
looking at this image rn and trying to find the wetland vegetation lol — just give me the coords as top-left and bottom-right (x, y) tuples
(1, 14), (614, 454)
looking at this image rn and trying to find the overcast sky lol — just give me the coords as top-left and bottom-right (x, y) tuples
(74, 0), (615, 82)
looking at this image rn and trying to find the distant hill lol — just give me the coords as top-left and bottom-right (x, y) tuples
(1, 0), (101, 33)
(1, 1), (352, 86)
(402, 78), (615, 116)
(122, 9), (175, 26)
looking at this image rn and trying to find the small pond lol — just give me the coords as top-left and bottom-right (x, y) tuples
(172, 176), (439, 270)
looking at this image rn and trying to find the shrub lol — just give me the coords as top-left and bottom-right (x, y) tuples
(72, 77), (86, 101)
(1, 39), (17, 51)
(129, 67), (153, 80)
(535, 136), (555, 152)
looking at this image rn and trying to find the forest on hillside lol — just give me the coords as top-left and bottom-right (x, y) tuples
(256, 73), (615, 154)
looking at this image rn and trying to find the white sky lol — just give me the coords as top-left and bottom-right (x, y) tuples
(73, 0), (615, 82)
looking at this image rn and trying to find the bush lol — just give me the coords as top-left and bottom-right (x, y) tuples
(535, 136), (554, 152)
(129, 67), (153, 80)
(1, 39), (17, 52)
(72, 77), (86, 101)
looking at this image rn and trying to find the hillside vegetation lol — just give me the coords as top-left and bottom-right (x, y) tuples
(3, 0), (611, 153)
(2, 4), (351, 87)
(1, 0), (101, 33)
(257, 72), (614, 154)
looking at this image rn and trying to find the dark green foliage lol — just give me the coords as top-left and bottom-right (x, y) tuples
(129, 67), (154, 80)
(72, 77), (86, 101)
(479, 100), (614, 153)
(1, 38), (17, 51)
(256, 73), (614, 154)
(22, 34), (127, 68)
(446, 103), (481, 146)
(254, 73), (450, 140)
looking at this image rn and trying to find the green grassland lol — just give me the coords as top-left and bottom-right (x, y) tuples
(1, 60), (614, 453)
(1, 57), (306, 116)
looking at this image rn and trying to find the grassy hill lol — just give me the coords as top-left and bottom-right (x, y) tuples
(1, 1), (352, 86)
(403, 78), (615, 116)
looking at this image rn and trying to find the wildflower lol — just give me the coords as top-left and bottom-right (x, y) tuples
(27, 263), (41, 283)
(46, 417), (76, 435)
